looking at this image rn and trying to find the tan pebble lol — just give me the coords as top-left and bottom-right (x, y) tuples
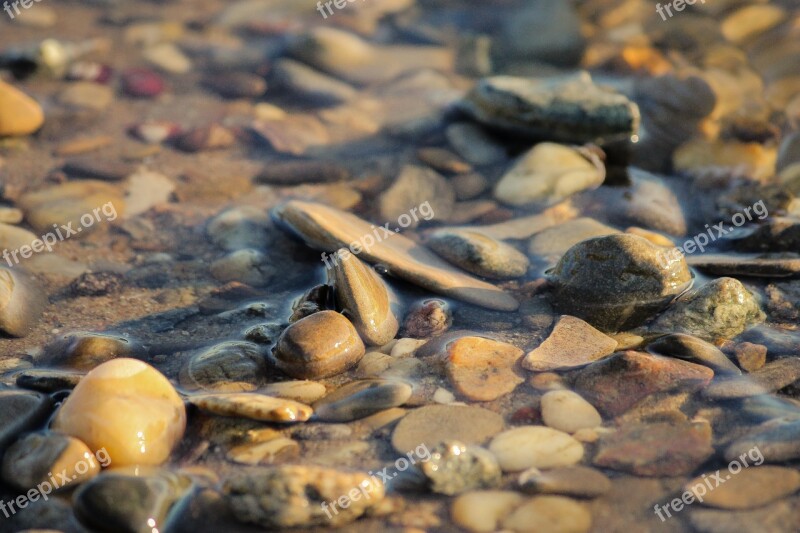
(541, 390), (602, 433)
(54, 136), (113, 156)
(572, 428), (599, 443)
(356, 351), (394, 377)
(451, 490), (524, 533)
(390, 337), (427, 357)
(446, 337), (524, 401)
(489, 426), (584, 472)
(0, 80), (44, 137)
(188, 393), (313, 423)
(523, 315), (617, 371)
(227, 437), (299, 465)
(262, 380), (327, 403)
(501, 495), (591, 533)
(625, 227), (674, 248)
(528, 372), (566, 391)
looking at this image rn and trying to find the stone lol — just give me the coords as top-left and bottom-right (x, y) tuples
(452, 172), (489, 200)
(2, 432), (100, 491)
(273, 310), (365, 379)
(270, 59), (355, 104)
(445, 336), (524, 401)
(52, 359), (186, 467)
(541, 390), (602, 433)
(419, 441), (501, 496)
(272, 200), (518, 311)
(459, 73), (640, 144)
(0, 267), (47, 337)
(518, 466), (611, 498)
(426, 229), (529, 279)
(379, 165), (454, 228)
(328, 249), (399, 346)
(207, 206), (271, 251)
(143, 43), (192, 73)
(494, 143), (604, 207)
(649, 277), (765, 341)
(180, 341), (268, 392)
(210, 249), (275, 287)
(721, 5), (786, 44)
(0, 390), (52, 451)
(446, 122), (507, 166)
(593, 420), (713, 476)
(502, 496), (591, 533)
(262, 380), (327, 404)
(121, 68), (165, 98)
(725, 420), (800, 463)
(646, 333), (741, 374)
(16, 368), (82, 392)
(704, 358), (800, 399)
(392, 405), (504, 454)
(18, 180), (125, 234)
(735, 342), (767, 372)
(687, 254), (800, 278)
(488, 426), (584, 472)
(688, 496), (800, 533)
(548, 234), (692, 332)
(63, 157), (137, 182)
(223, 465), (384, 528)
(175, 124), (236, 152)
(573, 351), (714, 417)
(57, 82), (114, 111)
(528, 218), (619, 262)
(451, 491), (524, 533)
(312, 379), (412, 422)
(0, 80), (45, 136)
(204, 71), (267, 99)
(403, 299), (452, 338)
(42, 331), (136, 371)
(685, 466), (800, 510)
(417, 147), (472, 174)
(188, 393), (312, 423)
(523, 315), (618, 371)
(255, 160), (349, 186)
(227, 437), (299, 466)
(124, 170), (174, 216)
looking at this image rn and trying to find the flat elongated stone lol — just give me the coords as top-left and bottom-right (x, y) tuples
(426, 229), (529, 280)
(725, 420), (800, 463)
(312, 379), (412, 422)
(272, 200), (518, 311)
(189, 393), (312, 423)
(523, 315), (617, 371)
(502, 495), (592, 533)
(18, 180), (125, 234)
(704, 358), (800, 399)
(528, 218), (619, 261)
(647, 333), (741, 375)
(518, 466), (611, 498)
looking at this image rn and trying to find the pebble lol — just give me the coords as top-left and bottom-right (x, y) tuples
(1, 432), (100, 491)
(649, 277), (765, 341)
(573, 351), (714, 417)
(0, 80), (45, 136)
(725, 419), (800, 463)
(419, 441), (501, 495)
(594, 419), (713, 476)
(541, 390), (602, 433)
(16, 368), (82, 393)
(121, 68), (165, 98)
(188, 392), (312, 423)
(687, 253), (800, 278)
(74, 469), (192, 533)
(175, 124), (236, 152)
(14, 5), (57, 27)
(495, 143), (605, 207)
(417, 147), (472, 174)
(488, 426), (584, 472)
(445, 336), (524, 401)
(273, 310), (365, 379)
(392, 404), (504, 454)
(459, 73), (640, 144)
(528, 217), (619, 262)
(379, 165), (454, 228)
(18, 180), (125, 234)
(227, 436), (299, 465)
(389, 337), (428, 357)
(446, 122), (507, 166)
(255, 160), (349, 186)
(270, 59), (355, 104)
(313, 379), (412, 422)
(210, 249), (275, 287)
(518, 466), (611, 498)
(704, 357), (800, 399)
(204, 71), (267, 99)
(57, 82), (114, 111)
(223, 465), (385, 528)
(403, 299), (452, 338)
(272, 201), (518, 311)
(52, 358), (186, 466)
(688, 496), (800, 533)
(0, 267), (47, 337)
(734, 342), (767, 372)
(504, 496), (592, 533)
(63, 156), (137, 181)
(452, 172), (489, 200)
(129, 120), (182, 144)
(124, 169), (174, 216)
(451, 491), (524, 533)
(42, 331), (135, 371)
(646, 333), (741, 374)
(549, 234), (692, 331)
(721, 4), (786, 44)
(328, 249), (399, 346)
(524, 315), (617, 371)
(206, 206), (271, 251)
(0, 207), (23, 224)
(180, 341), (268, 392)
(426, 229), (529, 280)
(0, 390), (52, 450)
(143, 42), (192, 73)
(685, 466), (800, 510)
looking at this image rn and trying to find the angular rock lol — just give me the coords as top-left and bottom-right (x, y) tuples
(445, 336), (524, 401)
(523, 315), (618, 371)
(403, 298), (452, 338)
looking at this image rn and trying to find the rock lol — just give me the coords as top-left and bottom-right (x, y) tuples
(207, 206), (271, 251)
(204, 71), (267, 99)
(270, 59), (355, 104)
(646, 333), (741, 374)
(518, 466), (611, 498)
(57, 82), (114, 111)
(725, 420), (800, 463)
(74, 469), (192, 533)
(594, 420), (714, 476)
(548, 234), (693, 332)
(1, 432), (100, 491)
(451, 491), (525, 533)
(704, 358), (800, 399)
(688, 496), (800, 533)
(379, 165), (454, 228)
(446, 122), (507, 166)
(649, 277), (765, 341)
(63, 157), (137, 182)
(426, 229), (529, 279)
(327, 249), (399, 346)
(685, 466), (800, 510)
(175, 124), (236, 152)
(227, 436), (300, 466)
(223, 465), (384, 528)
(0, 267), (47, 337)
(392, 405), (504, 454)
(502, 495), (591, 533)
(488, 426), (584, 472)
(673, 139), (777, 184)
(0, 80), (44, 136)
(452, 172), (489, 200)
(721, 5), (786, 44)
(180, 341), (267, 392)
(403, 299), (452, 338)
(687, 254), (800, 278)
(0, 390), (52, 451)
(123, 170), (174, 216)
(16, 368), (82, 392)
(419, 441), (501, 495)
(459, 73), (640, 144)
(188, 393), (312, 423)
(210, 249), (275, 287)
(262, 380), (327, 404)
(541, 390), (602, 433)
(129, 120), (182, 144)
(255, 160), (349, 186)
(528, 218), (619, 262)
(494, 143), (604, 207)
(272, 200), (519, 311)
(417, 147), (473, 174)
(273, 310), (365, 379)
(734, 342), (767, 372)
(41, 331), (136, 371)
(18, 180), (125, 234)
(312, 379), (411, 422)
(523, 315), (618, 371)
(121, 68), (165, 98)
(143, 43), (192, 73)
(445, 336), (524, 401)
(573, 351), (714, 417)
(52, 359), (186, 467)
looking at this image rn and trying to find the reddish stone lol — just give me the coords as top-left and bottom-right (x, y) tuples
(122, 68), (165, 98)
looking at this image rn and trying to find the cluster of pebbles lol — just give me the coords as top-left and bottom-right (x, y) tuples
(1, 0), (800, 532)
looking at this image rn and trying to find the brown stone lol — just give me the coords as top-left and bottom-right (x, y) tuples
(446, 337), (524, 401)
